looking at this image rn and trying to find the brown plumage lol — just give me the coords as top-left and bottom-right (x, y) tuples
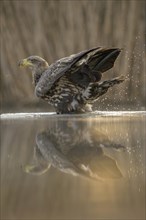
(18, 47), (124, 113)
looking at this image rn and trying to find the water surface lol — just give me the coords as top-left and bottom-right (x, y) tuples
(1, 112), (145, 220)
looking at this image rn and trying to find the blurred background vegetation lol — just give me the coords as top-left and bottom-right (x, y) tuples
(1, 0), (145, 112)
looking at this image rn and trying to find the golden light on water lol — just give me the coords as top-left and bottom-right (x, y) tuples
(1, 113), (145, 219)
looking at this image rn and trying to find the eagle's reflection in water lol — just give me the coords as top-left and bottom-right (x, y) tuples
(25, 119), (124, 180)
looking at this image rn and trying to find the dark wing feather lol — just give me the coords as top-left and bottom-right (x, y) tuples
(68, 48), (121, 88)
(87, 48), (121, 73)
(35, 47), (121, 95)
(35, 47), (100, 95)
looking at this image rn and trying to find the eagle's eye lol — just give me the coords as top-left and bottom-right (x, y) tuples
(29, 59), (36, 63)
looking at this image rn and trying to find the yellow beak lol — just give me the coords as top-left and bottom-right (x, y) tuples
(18, 58), (33, 67)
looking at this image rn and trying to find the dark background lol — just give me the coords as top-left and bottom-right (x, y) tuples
(1, 0), (146, 112)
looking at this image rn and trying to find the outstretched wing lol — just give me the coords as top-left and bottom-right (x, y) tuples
(35, 47), (121, 95)
(35, 47), (100, 96)
(68, 47), (121, 87)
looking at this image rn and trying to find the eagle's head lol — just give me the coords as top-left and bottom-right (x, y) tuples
(18, 56), (49, 84)
(18, 55), (49, 70)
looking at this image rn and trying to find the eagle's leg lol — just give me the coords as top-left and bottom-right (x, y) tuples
(55, 104), (87, 114)
(55, 99), (92, 114)
(54, 96), (79, 114)
(55, 102), (71, 114)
